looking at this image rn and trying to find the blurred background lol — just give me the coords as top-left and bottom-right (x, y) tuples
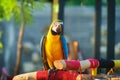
(0, 0), (120, 75)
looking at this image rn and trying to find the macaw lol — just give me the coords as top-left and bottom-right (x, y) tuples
(40, 20), (68, 70)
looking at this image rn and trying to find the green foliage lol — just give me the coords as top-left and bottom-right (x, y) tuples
(66, 0), (95, 6)
(13, 0), (45, 24)
(0, 42), (3, 49)
(66, 0), (81, 6)
(0, 0), (19, 21)
(66, 0), (120, 6)
(0, 0), (45, 25)
(116, 0), (120, 5)
(0, 30), (3, 49)
(80, 0), (95, 6)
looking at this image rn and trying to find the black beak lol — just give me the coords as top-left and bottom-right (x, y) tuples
(51, 24), (63, 35)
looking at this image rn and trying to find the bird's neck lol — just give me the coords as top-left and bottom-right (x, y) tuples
(47, 31), (60, 41)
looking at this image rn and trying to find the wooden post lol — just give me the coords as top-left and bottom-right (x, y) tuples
(51, 0), (59, 21)
(51, 0), (64, 21)
(58, 0), (64, 34)
(58, 0), (64, 21)
(106, 0), (115, 60)
(94, 0), (102, 59)
(68, 41), (79, 60)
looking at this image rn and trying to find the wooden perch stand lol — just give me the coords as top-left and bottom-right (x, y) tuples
(53, 59), (99, 72)
(13, 59), (120, 80)
(13, 70), (93, 80)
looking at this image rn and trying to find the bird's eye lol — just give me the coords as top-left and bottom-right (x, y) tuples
(55, 24), (58, 27)
(54, 23), (58, 27)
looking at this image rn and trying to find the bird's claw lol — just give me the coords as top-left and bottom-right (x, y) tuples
(48, 68), (58, 80)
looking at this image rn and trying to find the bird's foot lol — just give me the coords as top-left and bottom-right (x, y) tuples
(48, 68), (58, 80)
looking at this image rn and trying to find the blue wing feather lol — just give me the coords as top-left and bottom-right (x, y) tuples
(60, 35), (68, 59)
(39, 35), (46, 56)
(39, 35), (50, 69)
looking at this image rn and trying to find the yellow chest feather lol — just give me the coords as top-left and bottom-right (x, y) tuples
(45, 37), (64, 59)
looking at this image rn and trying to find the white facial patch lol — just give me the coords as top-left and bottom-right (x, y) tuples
(52, 22), (63, 32)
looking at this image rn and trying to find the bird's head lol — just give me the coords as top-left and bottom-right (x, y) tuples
(51, 21), (63, 35)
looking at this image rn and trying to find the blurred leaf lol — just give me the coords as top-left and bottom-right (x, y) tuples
(116, 0), (120, 5)
(0, 42), (3, 49)
(0, 0), (46, 24)
(66, 0), (95, 6)
(33, 1), (45, 10)
(0, 0), (19, 21)
(0, 6), (4, 21)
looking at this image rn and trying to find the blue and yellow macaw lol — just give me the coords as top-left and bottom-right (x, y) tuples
(40, 20), (68, 70)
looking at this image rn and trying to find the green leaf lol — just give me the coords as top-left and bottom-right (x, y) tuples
(0, 0), (46, 24)
(0, 0), (19, 21)
(0, 42), (3, 49)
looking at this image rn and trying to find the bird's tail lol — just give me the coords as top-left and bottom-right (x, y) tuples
(43, 58), (50, 70)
